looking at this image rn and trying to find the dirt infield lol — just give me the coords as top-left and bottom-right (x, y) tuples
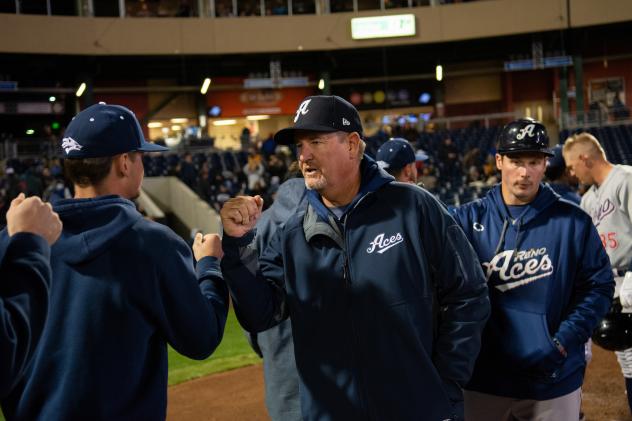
(168, 345), (632, 421)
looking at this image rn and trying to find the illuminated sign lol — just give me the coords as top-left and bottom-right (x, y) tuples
(351, 14), (416, 40)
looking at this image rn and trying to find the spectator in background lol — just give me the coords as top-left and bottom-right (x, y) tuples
(545, 144), (581, 205)
(438, 137), (460, 183)
(261, 133), (277, 157)
(244, 153), (266, 193)
(179, 152), (197, 189)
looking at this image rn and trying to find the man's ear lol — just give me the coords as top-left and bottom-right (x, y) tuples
(495, 153), (503, 171)
(113, 153), (130, 177)
(347, 132), (360, 157)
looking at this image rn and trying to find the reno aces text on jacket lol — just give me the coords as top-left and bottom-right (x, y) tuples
(453, 184), (614, 400)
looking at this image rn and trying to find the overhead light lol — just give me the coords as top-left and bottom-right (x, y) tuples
(200, 78), (211, 95)
(75, 82), (87, 97)
(170, 118), (189, 124)
(147, 122), (163, 128)
(26, 129), (35, 135)
(246, 115), (270, 121)
(318, 79), (325, 90)
(49, 96), (56, 102)
(161, 127), (169, 134)
(212, 119), (237, 126)
(171, 125), (182, 131)
(435, 65), (443, 82)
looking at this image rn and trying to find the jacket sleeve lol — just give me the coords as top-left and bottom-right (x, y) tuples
(421, 197), (490, 401)
(221, 229), (288, 333)
(153, 233), (229, 360)
(0, 232), (51, 397)
(554, 221), (614, 351)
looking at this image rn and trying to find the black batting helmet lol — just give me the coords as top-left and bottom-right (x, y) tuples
(592, 300), (632, 352)
(497, 117), (553, 157)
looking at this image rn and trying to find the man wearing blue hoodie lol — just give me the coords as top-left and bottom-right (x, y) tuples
(220, 95), (490, 421)
(1, 103), (229, 420)
(453, 118), (614, 420)
(0, 193), (62, 398)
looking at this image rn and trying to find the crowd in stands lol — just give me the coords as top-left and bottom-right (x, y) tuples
(1, 120), (631, 226)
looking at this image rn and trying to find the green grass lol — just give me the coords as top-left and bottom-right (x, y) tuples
(168, 308), (261, 385)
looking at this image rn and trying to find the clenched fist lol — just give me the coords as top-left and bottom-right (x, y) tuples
(220, 195), (264, 238)
(193, 232), (223, 262)
(7, 193), (63, 245)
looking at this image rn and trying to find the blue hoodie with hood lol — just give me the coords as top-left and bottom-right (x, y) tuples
(222, 156), (490, 421)
(1, 196), (229, 420)
(453, 184), (614, 400)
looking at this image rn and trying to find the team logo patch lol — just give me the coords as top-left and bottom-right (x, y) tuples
(590, 199), (615, 227)
(367, 232), (404, 254)
(473, 222), (485, 232)
(483, 247), (553, 292)
(342, 118), (351, 126)
(62, 137), (83, 154)
(516, 124), (536, 140)
(294, 99), (311, 123)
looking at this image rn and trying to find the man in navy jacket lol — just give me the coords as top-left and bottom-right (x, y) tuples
(220, 95), (490, 421)
(453, 118), (614, 420)
(0, 193), (61, 397)
(1, 103), (229, 420)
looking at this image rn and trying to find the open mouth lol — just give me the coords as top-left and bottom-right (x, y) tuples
(303, 167), (320, 176)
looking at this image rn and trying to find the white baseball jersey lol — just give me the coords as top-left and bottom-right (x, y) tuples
(581, 165), (632, 273)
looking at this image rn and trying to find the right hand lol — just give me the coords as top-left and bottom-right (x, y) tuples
(7, 193), (63, 245)
(220, 195), (264, 238)
(193, 233), (223, 262)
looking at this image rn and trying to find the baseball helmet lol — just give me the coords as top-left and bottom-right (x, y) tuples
(497, 117), (553, 156)
(592, 300), (632, 351)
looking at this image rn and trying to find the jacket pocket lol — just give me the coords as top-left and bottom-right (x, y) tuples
(486, 306), (565, 378)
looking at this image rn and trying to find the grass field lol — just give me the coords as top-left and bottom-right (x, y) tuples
(168, 308), (261, 385)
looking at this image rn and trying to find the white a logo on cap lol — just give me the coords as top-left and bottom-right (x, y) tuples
(516, 124), (535, 140)
(342, 118), (350, 126)
(62, 137), (83, 154)
(294, 99), (311, 123)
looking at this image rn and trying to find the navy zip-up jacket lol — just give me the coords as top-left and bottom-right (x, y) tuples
(1, 196), (229, 420)
(0, 233), (51, 398)
(222, 157), (490, 421)
(453, 184), (614, 400)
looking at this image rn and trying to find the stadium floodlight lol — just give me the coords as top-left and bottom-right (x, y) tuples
(435, 65), (443, 82)
(49, 96), (56, 102)
(318, 79), (325, 90)
(200, 78), (212, 95)
(75, 82), (87, 97)
(26, 129), (35, 135)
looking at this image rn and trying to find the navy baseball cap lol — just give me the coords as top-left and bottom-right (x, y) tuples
(274, 95), (363, 145)
(61, 102), (169, 159)
(376, 138), (427, 171)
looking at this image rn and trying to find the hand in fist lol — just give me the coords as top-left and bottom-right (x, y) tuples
(193, 232), (223, 262)
(220, 195), (264, 238)
(7, 193), (63, 246)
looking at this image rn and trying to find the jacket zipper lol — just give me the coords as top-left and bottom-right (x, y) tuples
(341, 195), (373, 420)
